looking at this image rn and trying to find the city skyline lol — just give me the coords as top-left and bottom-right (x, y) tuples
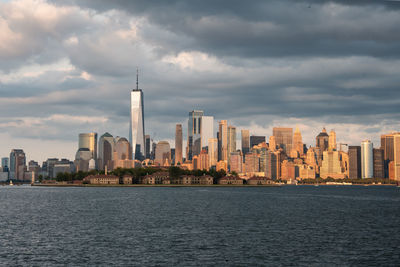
(1, 0), (400, 163)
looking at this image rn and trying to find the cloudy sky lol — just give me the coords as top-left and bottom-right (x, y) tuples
(1, 0), (399, 163)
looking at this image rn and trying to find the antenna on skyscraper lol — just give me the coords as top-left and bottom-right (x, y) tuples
(136, 67), (139, 90)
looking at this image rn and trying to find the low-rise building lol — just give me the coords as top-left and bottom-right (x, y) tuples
(247, 176), (273, 185)
(84, 174), (120, 185)
(142, 172), (170, 184)
(123, 175), (133, 185)
(218, 176), (244, 185)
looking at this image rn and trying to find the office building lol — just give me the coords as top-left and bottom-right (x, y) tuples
(208, 138), (218, 167)
(281, 160), (295, 181)
(269, 136), (277, 151)
(175, 124), (183, 165)
(229, 151), (242, 173)
(1, 157), (9, 173)
(293, 127), (304, 156)
(9, 149), (26, 180)
(320, 150), (345, 179)
(145, 135), (151, 159)
(79, 133), (98, 162)
(273, 127), (293, 154)
(250, 136), (266, 148)
(329, 130), (337, 150)
(201, 116), (214, 149)
(155, 141), (171, 166)
(316, 128), (329, 152)
(361, 140), (373, 178)
(98, 132), (115, 170)
(187, 110), (204, 160)
(373, 148), (384, 178)
(393, 134), (400, 181)
(227, 126), (236, 164)
(129, 71), (145, 160)
(198, 149), (209, 170)
(218, 120), (228, 162)
(241, 130), (250, 155)
(348, 146), (361, 179)
(244, 152), (259, 174)
(114, 138), (131, 161)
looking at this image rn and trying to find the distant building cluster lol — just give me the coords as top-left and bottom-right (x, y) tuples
(1, 74), (399, 183)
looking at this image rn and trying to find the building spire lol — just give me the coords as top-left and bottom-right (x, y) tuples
(136, 67), (139, 90)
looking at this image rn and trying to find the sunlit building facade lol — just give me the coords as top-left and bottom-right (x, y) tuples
(361, 140), (373, 179)
(129, 77), (145, 160)
(273, 127), (293, 154)
(175, 124), (183, 165)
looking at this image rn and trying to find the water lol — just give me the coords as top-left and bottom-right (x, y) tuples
(0, 185), (399, 266)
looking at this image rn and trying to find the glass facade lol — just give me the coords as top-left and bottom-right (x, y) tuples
(130, 89), (145, 160)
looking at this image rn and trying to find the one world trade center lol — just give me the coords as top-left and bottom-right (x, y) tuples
(129, 70), (145, 160)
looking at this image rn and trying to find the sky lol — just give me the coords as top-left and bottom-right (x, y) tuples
(0, 0), (400, 163)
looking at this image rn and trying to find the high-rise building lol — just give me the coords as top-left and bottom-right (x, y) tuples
(9, 149), (26, 180)
(320, 150), (345, 179)
(208, 138), (218, 167)
(269, 136), (277, 151)
(373, 148), (384, 178)
(393, 134), (400, 181)
(227, 126), (236, 164)
(155, 141), (171, 166)
(201, 116), (214, 149)
(293, 127), (304, 156)
(1, 157), (9, 173)
(98, 132), (114, 170)
(273, 127), (293, 154)
(281, 160), (295, 181)
(244, 152), (259, 174)
(229, 151), (242, 173)
(316, 128), (329, 153)
(129, 71), (145, 160)
(241, 130), (250, 155)
(306, 147), (317, 168)
(250, 136), (266, 148)
(348, 146), (361, 179)
(114, 137), (131, 161)
(145, 135), (151, 159)
(361, 140), (373, 179)
(218, 120), (228, 162)
(198, 149), (209, 170)
(187, 110), (204, 160)
(381, 133), (398, 178)
(79, 133), (98, 161)
(265, 150), (280, 180)
(329, 130), (337, 150)
(175, 124), (183, 165)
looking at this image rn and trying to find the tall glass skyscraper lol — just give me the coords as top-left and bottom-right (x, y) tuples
(361, 140), (373, 178)
(130, 71), (145, 160)
(187, 110), (204, 160)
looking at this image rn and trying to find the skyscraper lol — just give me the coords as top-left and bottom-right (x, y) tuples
(361, 140), (373, 178)
(187, 110), (204, 160)
(293, 127), (304, 156)
(79, 133), (98, 160)
(218, 120), (228, 162)
(155, 141), (171, 166)
(373, 148), (384, 178)
(329, 129), (337, 150)
(9, 149), (26, 180)
(208, 138), (218, 167)
(393, 134), (400, 181)
(98, 132), (114, 170)
(348, 146), (361, 179)
(273, 127), (293, 154)
(316, 128), (329, 152)
(145, 135), (151, 159)
(130, 70), (145, 160)
(250, 136), (266, 148)
(1, 157), (9, 173)
(241, 129), (250, 155)
(201, 116), (214, 149)
(381, 133), (397, 178)
(175, 124), (183, 165)
(229, 151), (242, 173)
(227, 125), (236, 164)
(269, 136), (277, 151)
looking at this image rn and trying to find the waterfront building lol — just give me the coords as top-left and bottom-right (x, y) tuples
(393, 134), (400, 181)
(208, 138), (218, 167)
(175, 124), (183, 165)
(218, 176), (244, 185)
(155, 141), (171, 166)
(227, 125), (236, 164)
(320, 150), (346, 179)
(361, 140), (373, 179)
(265, 150), (281, 180)
(273, 127), (293, 154)
(298, 165), (316, 179)
(79, 132), (98, 163)
(381, 133), (399, 178)
(98, 132), (115, 171)
(9, 149), (26, 180)
(53, 161), (74, 178)
(218, 120), (228, 161)
(329, 130), (337, 151)
(373, 148), (385, 178)
(316, 128), (329, 152)
(229, 151), (242, 174)
(348, 146), (361, 179)
(1, 157), (9, 172)
(84, 174), (119, 185)
(129, 71), (145, 160)
(145, 135), (151, 159)
(306, 147), (317, 168)
(241, 129), (250, 155)
(247, 177), (273, 185)
(293, 127), (304, 156)
(250, 136), (266, 148)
